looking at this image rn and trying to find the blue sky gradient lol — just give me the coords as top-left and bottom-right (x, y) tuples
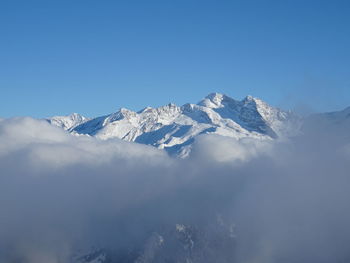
(1, 0), (350, 117)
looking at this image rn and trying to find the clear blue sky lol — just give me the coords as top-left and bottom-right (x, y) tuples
(1, 0), (350, 118)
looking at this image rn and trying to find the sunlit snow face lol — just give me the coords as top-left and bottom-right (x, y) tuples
(1, 117), (350, 263)
(59, 93), (298, 159)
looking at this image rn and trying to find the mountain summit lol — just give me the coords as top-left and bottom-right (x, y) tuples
(47, 113), (89, 130)
(47, 93), (298, 157)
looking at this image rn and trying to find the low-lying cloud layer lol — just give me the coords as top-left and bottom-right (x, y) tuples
(1, 117), (350, 262)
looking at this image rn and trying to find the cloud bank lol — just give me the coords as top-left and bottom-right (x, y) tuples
(0, 117), (350, 262)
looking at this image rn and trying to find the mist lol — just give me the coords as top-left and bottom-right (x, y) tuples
(1, 117), (350, 262)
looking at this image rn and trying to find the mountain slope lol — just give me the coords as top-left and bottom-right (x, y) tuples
(73, 220), (236, 263)
(67, 93), (298, 157)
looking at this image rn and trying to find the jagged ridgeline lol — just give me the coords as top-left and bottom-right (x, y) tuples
(47, 93), (300, 157)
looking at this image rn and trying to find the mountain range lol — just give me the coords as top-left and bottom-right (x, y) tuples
(47, 93), (301, 157)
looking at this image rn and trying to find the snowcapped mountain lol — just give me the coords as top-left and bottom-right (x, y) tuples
(47, 113), (89, 131)
(48, 93), (299, 157)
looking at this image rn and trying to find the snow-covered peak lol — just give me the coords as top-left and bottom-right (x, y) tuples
(199, 93), (264, 111)
(118, 108), (137, 119)
(205, 92), (225, 105)
(47, 113), (89, 131)
(138, 106), (153, 113)
(242, 95), (259, 104)
(198, 92), (234, 108)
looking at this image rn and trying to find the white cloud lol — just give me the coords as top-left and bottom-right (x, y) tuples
(191, 134), (273, 163)
(1, 117), (350, 262)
